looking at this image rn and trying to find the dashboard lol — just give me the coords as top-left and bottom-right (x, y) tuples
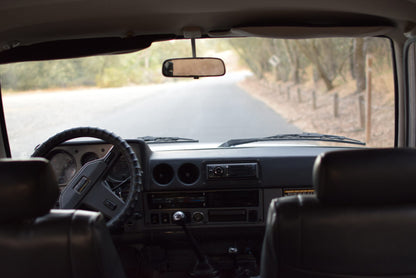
(45, 139), (352, 275)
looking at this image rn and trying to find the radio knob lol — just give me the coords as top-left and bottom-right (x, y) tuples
(213, 166), (224, 176)
(192, 212), (205, 223)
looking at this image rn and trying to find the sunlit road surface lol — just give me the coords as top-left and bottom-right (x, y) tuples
(3, 71), (300, 158)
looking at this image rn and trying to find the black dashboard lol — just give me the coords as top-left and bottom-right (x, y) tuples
(45, 139), (352, 275)
(46, 140), (349, 232)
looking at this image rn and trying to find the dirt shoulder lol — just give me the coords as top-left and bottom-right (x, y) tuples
(238, 75), (394, 147)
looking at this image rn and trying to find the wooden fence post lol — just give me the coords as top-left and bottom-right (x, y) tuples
(297, 88), (302, 103)
(287, 86), (291, 100)
(312, 90), (317, 110)
(358, 95), (365, 129)
(366, 55), (373, 143)
(333, 93), (339, 117)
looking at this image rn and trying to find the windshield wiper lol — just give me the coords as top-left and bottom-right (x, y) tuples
(219, 132), (365, 147)
(138, 136), (199, 144)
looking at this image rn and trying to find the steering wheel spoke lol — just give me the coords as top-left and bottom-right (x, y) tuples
(59, 157), (107, 209)
(82, 181), (125, 219)
(101, 146), (121, 169)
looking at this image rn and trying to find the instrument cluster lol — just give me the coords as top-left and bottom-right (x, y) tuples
(46, 141), (139, 189)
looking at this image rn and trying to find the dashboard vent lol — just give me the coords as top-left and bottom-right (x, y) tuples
(153, 163), (174, 185)
(178, 163), (199, 184)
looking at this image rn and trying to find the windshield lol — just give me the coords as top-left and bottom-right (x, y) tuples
(0, 37), (394, 158)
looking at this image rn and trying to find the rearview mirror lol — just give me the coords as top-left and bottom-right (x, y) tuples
(162, 58), (226, 78)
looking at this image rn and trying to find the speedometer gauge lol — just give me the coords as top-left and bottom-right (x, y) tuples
(48, 150), (77, 186)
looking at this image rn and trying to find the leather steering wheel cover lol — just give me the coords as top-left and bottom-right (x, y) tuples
(32, 127), (141, 231)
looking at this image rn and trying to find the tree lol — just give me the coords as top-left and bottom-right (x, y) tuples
(295, 40), (335, 91)
(283, 40), (301, 84)
(228, 38), (272, 79)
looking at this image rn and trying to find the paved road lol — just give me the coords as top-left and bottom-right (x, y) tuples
(3, 72), (300, 158)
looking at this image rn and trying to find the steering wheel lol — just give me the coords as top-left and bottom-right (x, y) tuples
(32, 127), (141, 231)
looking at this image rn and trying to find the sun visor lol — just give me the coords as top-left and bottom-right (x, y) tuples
(210, 26), (394, 39)
(0, 34), (174, 64)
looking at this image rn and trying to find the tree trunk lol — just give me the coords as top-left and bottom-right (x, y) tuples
(353, 38), (366, 94)
(283, 41), (301, 84)
(295, 40), (334, 91)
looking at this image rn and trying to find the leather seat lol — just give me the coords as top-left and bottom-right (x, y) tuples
(0, 158), (126, 278)
(261, 148), (416, 278)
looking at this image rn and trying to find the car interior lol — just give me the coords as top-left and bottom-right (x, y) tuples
(0, 1), (415, 278)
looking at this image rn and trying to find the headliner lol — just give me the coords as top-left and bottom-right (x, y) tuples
(0, 0), (414, 62)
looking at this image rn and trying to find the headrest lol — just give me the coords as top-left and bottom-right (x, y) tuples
(313, 148), (416, 205)
(0, 158), (59, 223)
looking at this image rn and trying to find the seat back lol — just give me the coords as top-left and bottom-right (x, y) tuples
(261, 149), (416, 278)
(0, 158), (126, 278)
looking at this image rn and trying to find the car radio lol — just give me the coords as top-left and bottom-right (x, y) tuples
(145, 189), (263, 226)
(206, 162), (258, 180)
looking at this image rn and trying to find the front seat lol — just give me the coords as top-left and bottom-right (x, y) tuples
(0, 158), (126, 278)
(261, 148), (416, 278)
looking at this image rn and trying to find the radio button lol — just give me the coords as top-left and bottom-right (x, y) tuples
(192, 212), (205, 223)
(161, 213), (170, 224)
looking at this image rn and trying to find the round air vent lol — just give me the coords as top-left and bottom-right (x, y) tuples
(178, 163), (199, 185)
(153, 163), (174, 185)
